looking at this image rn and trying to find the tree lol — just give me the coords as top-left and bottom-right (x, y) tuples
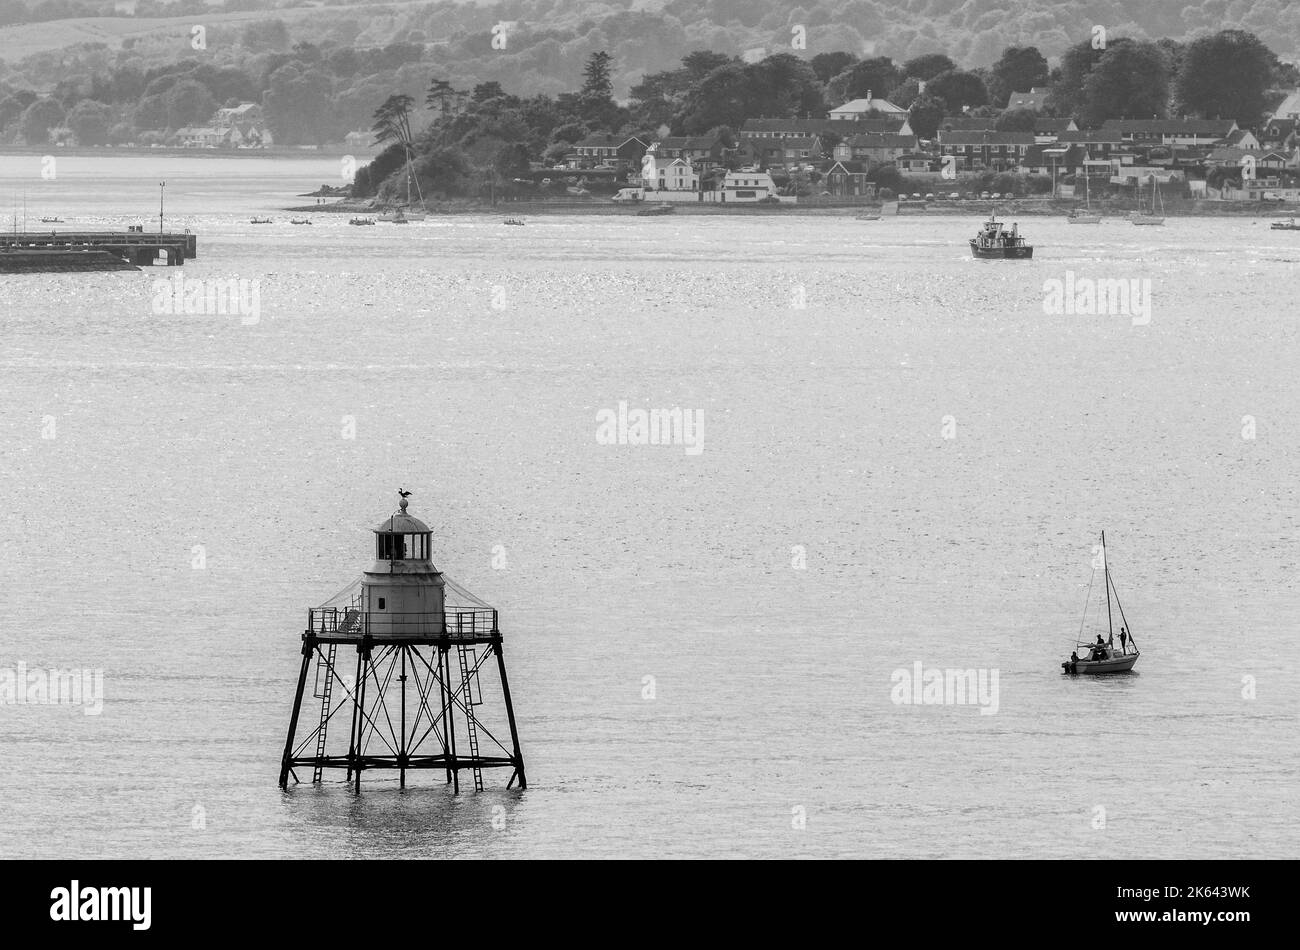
(582, 51), (614, 100)
(19, 98), (65, 144)
(66, 100), (112, 145)
(133, 94), (169, 132)
(926, 70), (988, 113)
(371, 93), (415, 147)
(473, 81), (506, 103)
(674, 63), (750, 133)
(891, 77), (921, 109)
(1079, 41), (1170, 127)
(680, 51), (734, 81)
(352, 142), (407, 197)
(907, 93), (945, 139)
(1175, 30), (1273, 127)
(995, 108), (1037, 132)
(746, 53), (824, 118)
(869, 164), (903, 193)
(0, 90), (37, 131)
(902, 53), (956, 81)
(164, 79), (216, 129)
(827, 57), (903, 104)
(263, 65), (333, 146)
(426, 77), (458, 115)
(988, 46), (1048, 107)
(493, 142), (531, 178)
(810, 51), (857, 84)
(241, 18), (289, 52)
(1051, 40), (1106, 119)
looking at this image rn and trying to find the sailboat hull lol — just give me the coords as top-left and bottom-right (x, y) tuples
(1064, 651), (1139, 674)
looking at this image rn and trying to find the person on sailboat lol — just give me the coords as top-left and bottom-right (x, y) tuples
(1119, 628), (1128, 654)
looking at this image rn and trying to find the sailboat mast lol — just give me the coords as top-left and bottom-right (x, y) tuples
(1102, 531), (1114, 644)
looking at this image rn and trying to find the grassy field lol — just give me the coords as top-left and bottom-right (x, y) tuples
(0, 1), (471, 62)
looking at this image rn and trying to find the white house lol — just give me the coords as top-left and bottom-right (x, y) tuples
(655, 157), (699, 192)
(829, 92), (907, 121)
(720, 169), (780, 201)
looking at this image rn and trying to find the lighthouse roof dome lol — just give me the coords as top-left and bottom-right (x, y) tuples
(374, 496), (430, 534)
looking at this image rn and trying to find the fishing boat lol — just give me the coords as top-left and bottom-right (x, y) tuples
(636, 203), (675, 216)
(1131, 176), (1165, 225)
(1066, 172), (1101, 224)
(1061, 531), (1141, 675)
(250, 217), (273, 224)
(290, 218), (312, 225)
(39, 216), (64, 223)
(348, 217), (376, 226)
(969, 213), (1033, 259)
(1270, 217), (1300, 231)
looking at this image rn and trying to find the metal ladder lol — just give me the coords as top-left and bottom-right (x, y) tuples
(311, 643), (337, 783)
(456, 644), (484, 791)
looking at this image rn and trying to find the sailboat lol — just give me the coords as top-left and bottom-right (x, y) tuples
(379, 147), (427, 222)
(1067, 169), (1101, 224)
(1131, 175), (1165, 226)
(1061, 531), (1141, 674)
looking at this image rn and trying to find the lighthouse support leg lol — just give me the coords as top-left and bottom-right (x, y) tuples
(495, 640), (527, 791)
(438, 646), (452, 784)
(279, 636), (314, 788)
(398, 646), (407, 790)
(345, 647), (364, 783)
(444, 643), (460, 794)
(353, 644), (371, 792)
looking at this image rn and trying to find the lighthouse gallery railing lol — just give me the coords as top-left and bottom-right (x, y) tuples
(306, 607), (498, 639)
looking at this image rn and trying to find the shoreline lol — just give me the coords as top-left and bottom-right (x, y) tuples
(288, 197), (1300, 218)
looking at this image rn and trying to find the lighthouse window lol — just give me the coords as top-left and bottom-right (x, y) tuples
(378, 598), (385, 610)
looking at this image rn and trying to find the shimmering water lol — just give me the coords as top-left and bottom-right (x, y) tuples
(2, 156), (1297, 858)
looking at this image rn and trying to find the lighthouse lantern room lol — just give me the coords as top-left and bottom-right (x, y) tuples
(361, 496), (445, 637)
(278, 492), (526, 793)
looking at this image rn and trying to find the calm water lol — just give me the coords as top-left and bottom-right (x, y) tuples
(1, 156), (1297, 858)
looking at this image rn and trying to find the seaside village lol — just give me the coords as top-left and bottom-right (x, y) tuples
(551, 86), (1300, 206)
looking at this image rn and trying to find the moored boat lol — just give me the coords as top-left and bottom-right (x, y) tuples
(349, 217), (376, 226)
(290, 218), (312, 225)
(969, 213), (1033, 259)
(503, 218), (525, 226)
(1061, 531), (1141, 675)
(1131, 175), (1165, 225)
(1270, 217), (1300, 231)
(250, 217), (273, 224)
(636, 203), (675, 216)
(1066, 172), (1101, 223)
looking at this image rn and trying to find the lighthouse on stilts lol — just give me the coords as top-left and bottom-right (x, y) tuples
(278, 492), (526, 792)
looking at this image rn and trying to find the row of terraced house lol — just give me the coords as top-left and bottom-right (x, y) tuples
(558, 86), (1300, 202)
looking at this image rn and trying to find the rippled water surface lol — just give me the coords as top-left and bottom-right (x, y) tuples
(2, 156), (1297, 858)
